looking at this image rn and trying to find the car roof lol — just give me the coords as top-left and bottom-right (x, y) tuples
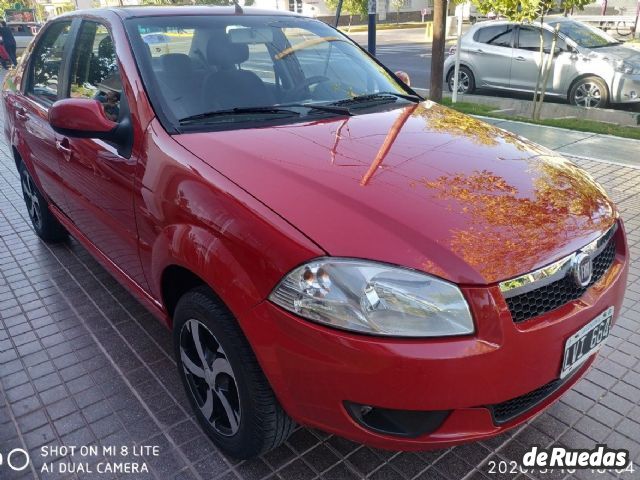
(57, 6), (303, 20)
(472, 17), (582, 28)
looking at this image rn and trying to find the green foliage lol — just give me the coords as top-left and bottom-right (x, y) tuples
(325, 0), (367, 18)
(0, 0), (27, 18)
(470, 0), (592, 22)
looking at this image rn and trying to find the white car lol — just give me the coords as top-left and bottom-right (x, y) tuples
(8, 22), (41, 56)
(445, 18), (640, 108)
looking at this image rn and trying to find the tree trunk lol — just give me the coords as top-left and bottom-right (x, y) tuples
(429, 0), (446, 102)
(536, 23), (560, 119)
(531, 15), (545, 119)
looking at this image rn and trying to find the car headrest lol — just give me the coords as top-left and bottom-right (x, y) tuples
(161, 53), (193, 74)
(207, 34), (249, 69)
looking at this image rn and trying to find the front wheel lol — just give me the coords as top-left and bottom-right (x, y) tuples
(569, 76), (609, 109)
(173, 286), (295, 459)
(447, 66), (475, 94)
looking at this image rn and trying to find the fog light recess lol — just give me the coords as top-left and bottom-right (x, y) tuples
(344, 402), (450, 438)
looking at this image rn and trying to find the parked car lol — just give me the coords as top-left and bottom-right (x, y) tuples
(2, 7), (629, 459)
(8, 21), (41, 56)
(141, 32), (170, 56)
(445, 18), (640, 108)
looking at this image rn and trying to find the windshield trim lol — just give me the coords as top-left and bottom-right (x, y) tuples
(123, 14), (421, 135)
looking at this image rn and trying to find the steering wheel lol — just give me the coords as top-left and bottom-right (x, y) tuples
(287, 75), (331, 98)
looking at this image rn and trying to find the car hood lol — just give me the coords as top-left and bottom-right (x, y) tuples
(589, 45), (640, 65)
(174, 101), (616, 285)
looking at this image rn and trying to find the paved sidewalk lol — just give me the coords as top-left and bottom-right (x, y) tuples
(1, 122), (639, 479)
(479, 117), (640, 169)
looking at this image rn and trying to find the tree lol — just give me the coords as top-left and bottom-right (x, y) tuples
(325, 0), (368, 28)
(391, 0), (403, 24)
(429, 0), (447, 102)
(470, 0), (592, 119)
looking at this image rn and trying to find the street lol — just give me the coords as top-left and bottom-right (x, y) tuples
(347, 28), (435, 89)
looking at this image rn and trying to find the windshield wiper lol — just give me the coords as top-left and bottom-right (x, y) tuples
(179, 107), (300, 125)
(330, 91), (421, 107)
(279, 103), (353, 116)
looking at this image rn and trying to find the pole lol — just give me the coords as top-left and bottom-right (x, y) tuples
(635, 0), (640, 38)
(429, 0), (446, 101)
(451, 6), (463, 103)
(368, 0), (376, 56)
(334, 0), (343, 27)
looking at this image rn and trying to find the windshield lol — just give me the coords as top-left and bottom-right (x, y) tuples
(126, 15), (413, 130)
(548, 20), (620, 48)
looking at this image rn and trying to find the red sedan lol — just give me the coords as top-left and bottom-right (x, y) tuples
(2, 6), (628, 459)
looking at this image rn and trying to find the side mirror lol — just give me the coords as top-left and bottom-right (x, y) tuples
(395, 70), (411, 87)
(49, 98), (121, 141)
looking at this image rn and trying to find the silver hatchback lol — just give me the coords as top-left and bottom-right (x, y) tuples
(444, 18), (640, 108)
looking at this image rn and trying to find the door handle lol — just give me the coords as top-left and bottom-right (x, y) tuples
(15, 108), (28, 121)
(475, 49), (485, 54)
(515, 56), (526, 61)
(56, 138), (73, 160)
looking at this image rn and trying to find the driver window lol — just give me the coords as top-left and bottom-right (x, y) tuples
(67, 21), (122, 122)
(28, 21), (72, 104)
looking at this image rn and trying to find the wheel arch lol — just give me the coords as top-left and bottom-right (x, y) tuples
(160, 265), (207, 320)
(151, 223), (270, 330)
(446, 62), (475, 80)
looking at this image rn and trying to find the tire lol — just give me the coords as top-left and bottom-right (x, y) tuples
(173, 286), (295, 459)
(447, 65), (475, 94)
(569, 76), (609, 109)
(19, 161), (67, 242)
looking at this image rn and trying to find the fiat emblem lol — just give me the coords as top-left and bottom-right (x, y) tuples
(572, 252), (593, 287)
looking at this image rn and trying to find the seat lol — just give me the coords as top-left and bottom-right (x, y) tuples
(201, 33), (272, 111)
(157, 53), (203, 119)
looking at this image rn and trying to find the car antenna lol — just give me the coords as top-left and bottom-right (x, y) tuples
(232, 0), (243, 14)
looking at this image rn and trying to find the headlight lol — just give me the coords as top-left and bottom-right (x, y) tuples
(614, 60), (640, 75)
(269, 258), (474, 337)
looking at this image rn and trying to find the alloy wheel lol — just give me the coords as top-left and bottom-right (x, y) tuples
(573, 82), (602, 108)
(449, 71), (470, 94)
(179, 318), (241, 436)
(21, 168), (42, 231)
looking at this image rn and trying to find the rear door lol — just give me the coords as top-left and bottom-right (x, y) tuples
(469, 24), (514, 88)
(13, 20), (74, 211)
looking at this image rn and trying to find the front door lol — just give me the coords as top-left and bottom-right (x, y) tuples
(56, 20), (147, 289)
(509, 26), (568, 94)
(15, 20), (73, 211)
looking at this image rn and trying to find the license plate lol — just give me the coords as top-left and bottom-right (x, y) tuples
(560, 306), (613, 379)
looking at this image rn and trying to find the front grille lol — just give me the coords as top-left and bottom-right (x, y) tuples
(506, 237), (616, 323)
(490, 377), (563, 424)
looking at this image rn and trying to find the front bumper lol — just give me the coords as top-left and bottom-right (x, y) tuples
(238, 225), (629, 450)
(611, 71), (640, 103)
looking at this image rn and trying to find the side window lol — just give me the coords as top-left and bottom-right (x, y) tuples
(28, 21), (72, 104)
(68, 21), (122, 122)
(517, 26), (567, 53)
(474, 25), (513, 48)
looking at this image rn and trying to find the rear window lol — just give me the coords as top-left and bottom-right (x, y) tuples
(10, 24), (35, 37)
(474, 25), (514, 47)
